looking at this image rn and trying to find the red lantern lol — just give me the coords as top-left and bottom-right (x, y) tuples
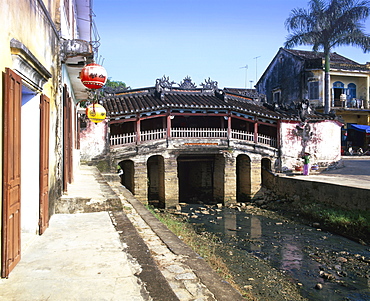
(80, 63), (107, 89)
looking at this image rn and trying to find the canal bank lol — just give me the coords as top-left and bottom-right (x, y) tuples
(178, 202), (370, 301)
(1, 158), (368, 301)
(265, 156), (370, 211)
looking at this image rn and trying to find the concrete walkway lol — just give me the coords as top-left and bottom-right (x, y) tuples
(291, 156), (370, 190)
(0, 165), (242, 301)
(0, 212), (147, 301)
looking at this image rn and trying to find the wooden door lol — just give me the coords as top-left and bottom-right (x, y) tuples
(39, 95), (50, 235)
(1, 68), (22, 278)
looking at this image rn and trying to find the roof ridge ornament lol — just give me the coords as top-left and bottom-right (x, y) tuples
(200, 77), (218, 90)
(178, 76), (197, 89)
(156, 75), (176, 91)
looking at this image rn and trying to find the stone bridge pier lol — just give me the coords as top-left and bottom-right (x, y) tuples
(115, 149), (273, 209)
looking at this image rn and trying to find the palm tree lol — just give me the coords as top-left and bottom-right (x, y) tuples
(285, 0), (370, 114)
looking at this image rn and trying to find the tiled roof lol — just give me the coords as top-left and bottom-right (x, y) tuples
(284, 49), (357, 63)
(284, 48), (369, 71)
(102, 87), (330, 122)
(224, 88), (266, 101)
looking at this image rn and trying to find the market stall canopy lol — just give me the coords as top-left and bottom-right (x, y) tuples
(348, 123), (370, 134)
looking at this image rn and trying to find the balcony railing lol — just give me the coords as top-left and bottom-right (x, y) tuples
(110, 128), (277, 148)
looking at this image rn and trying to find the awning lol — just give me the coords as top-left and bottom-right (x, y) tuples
(348, 123), (370, 134)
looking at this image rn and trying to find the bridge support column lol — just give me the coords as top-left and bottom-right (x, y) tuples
(250, 159), (262, 199)
(224, 153), (237, 206)
(214, 154), (225, 204)
(134, 160), (148, 204)
(164, 156), (178, 208)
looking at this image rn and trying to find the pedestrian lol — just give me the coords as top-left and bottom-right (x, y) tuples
(302, 152), (310, 176)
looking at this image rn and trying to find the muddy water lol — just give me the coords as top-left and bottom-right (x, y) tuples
(182, 205), (370, 301)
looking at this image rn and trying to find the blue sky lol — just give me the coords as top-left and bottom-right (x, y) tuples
(93, 0), (370, 89)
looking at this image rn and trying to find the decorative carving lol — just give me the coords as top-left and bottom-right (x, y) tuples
(61, 39), (93, 61)
(201, 77), (218, 90)
(156, 75), (176, 90)
(178, 76), (197, 89)
(296, 99), (312, 122)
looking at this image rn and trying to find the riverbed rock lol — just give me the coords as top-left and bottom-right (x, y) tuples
(319, 271), (335, 280)
(315, 283), (323, 290)
(337, 257), (347, 263)
(255, 200), (265, 206)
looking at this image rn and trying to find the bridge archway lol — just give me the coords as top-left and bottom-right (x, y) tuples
(147, 155), (165, 208)
(236, 154), (252, 202)
(261, 158), (272, 185)
(118, 160), (135, 193)
(177, 154), (224, 204)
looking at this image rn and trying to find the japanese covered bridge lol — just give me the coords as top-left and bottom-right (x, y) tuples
(95, 76), (335, 208)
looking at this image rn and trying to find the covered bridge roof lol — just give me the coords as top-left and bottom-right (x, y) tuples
(102, 76), (334, 123)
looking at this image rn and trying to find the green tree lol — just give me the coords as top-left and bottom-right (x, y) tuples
(105, 78), (127, 89)
(285, 0), (370, 114)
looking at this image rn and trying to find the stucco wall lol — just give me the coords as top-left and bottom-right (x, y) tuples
(280, 120), (341, 170)
(80, 120), (109, 161)
(0, 0), (61, 238)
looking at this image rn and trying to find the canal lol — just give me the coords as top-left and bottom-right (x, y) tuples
(180, 204), (370, 301)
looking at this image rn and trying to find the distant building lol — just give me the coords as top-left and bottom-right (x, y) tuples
(255, 48), (370, 151)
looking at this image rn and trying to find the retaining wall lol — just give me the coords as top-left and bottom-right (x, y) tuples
(263, 170), (370, 211)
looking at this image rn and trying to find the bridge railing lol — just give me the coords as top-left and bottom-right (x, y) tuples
(110, 132), (136, 146)
(257, 133), (277, 148)
(141, 129), (167, 142)
(172, 127), (228, 138)
(231, 129), (254, 142)
(110, 127), (277, 148)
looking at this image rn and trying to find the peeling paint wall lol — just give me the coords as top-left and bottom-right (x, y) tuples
(80, 120), (109, 161)
(280, 120), (341, 170)
(256, 49), (305, 105)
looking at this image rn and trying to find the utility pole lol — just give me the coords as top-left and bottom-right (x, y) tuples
(253, 56), (261, 82)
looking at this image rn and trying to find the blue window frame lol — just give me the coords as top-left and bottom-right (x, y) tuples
(348, 83), (356, 99)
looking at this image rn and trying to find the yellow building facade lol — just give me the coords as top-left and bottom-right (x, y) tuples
(0, 0), (95, 277)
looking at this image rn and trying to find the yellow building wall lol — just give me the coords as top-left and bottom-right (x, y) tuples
(0, 0), (61, 245)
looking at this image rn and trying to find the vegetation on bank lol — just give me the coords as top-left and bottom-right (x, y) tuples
(264, 193), (370, 245)
(296, 201), (370, 244)
(146, 206), (255, 300)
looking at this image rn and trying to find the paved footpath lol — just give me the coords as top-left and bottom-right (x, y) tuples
(0, 212), (147, 301)
(292, 156), (370, 189)
(0, 165), (243, 301)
